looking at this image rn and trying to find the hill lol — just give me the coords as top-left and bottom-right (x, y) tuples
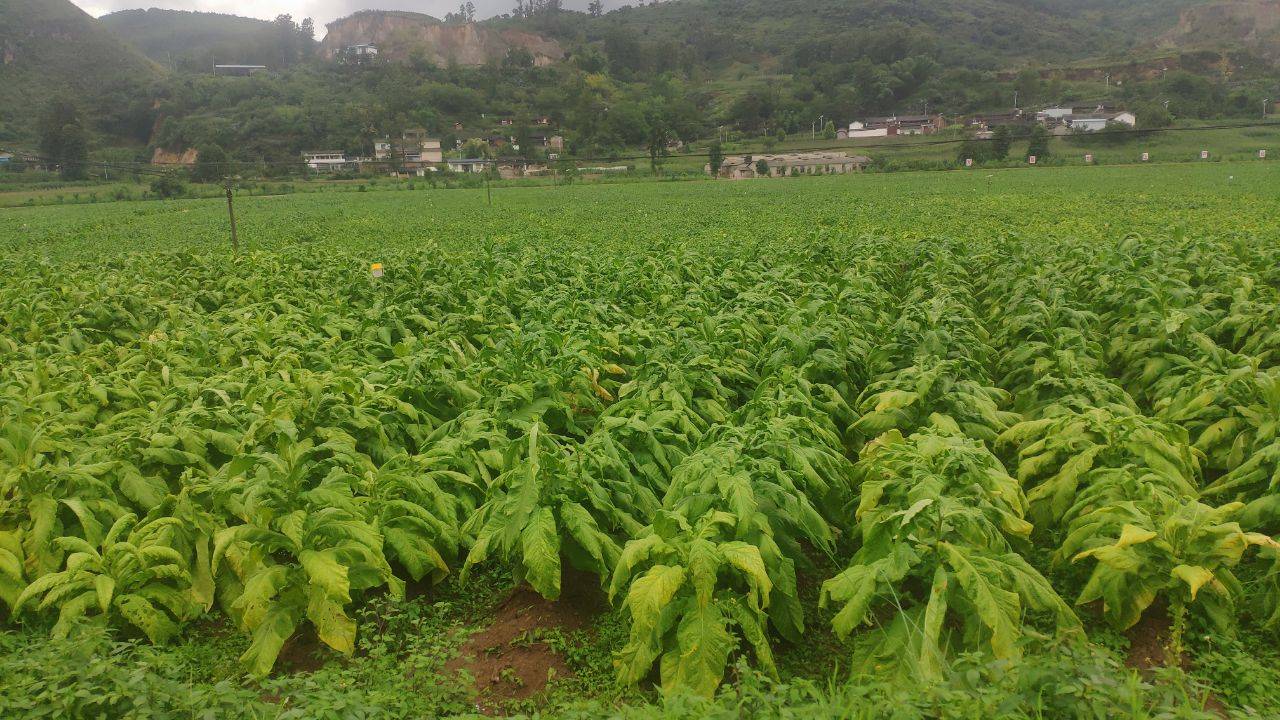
(99, 9), (285, 70)
(504, 0), (1206, 72)
(8, 0), (1279, 163)
(0, 0), (160, 145)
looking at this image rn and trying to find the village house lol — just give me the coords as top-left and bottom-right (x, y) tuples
(848, 114), (945, 138)
(1065, 110), (1137, 132)
(447, 159), (490, 174)
(1037, 107), (1075, 123)
(535, 116), (553, 126)
(1036, 105), (1135, 132)
(302, 151), (350, 172)
(966, 109), (1026, 132)
(846, 121), (889, 139)
(366, 128), (444, 175)
(708, 152), (871, 179)
(0, 152), (11, 166)
(345, 44), (379, 59)
(497, 162), (549, 179)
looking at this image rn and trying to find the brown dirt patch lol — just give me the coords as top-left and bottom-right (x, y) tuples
(1123, 607), (1229, 718)
(445, 570), (605, 714)
(274, 626), (331, 675)
(1125, 604), (1175, 671)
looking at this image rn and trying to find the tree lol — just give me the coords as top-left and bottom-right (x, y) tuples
(58, 124), (89, 181)
(192, 144), (228, 183)
(1027, 124), (1050, 159)
(504, 47), (535, 69)
(38, 100), (89, 180)
(149, 174), (186, 199)
(755, 159), (770, 176)
(588, 0), (603, 17)
(515, 124), (537, 161)
(991, 125), (1011, 160)
(446, 3), (475, 22)
(1013, 68), (1043, 108)
(708, 140), (724, 177)
(646, 110), (671, 175)
(461, 138), (491, 159)
(1134, 102), (1174, 130)
(957, 137), (988, 165)
(822, 120), (837, 140)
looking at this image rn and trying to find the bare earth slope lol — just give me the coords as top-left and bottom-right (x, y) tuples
(320, 11), (564, 67)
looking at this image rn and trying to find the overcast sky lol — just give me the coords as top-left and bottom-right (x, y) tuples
(70, 1), (606, 28)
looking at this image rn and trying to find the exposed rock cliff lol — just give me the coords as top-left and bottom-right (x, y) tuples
(1159, 1), (1280, 57)
(320, 11), (564, 67)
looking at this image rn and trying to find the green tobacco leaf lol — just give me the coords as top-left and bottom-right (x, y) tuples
(240, 604), (302, 678)
(661, 601), (735, 697)
(521, 506), (561, 600)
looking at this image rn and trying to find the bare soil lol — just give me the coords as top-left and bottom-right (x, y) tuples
(274, 627), (331, 675)
(1125, 604), (1177, 672)
(444, 569), (604, 714)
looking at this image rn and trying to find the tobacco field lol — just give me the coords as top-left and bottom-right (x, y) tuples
(2, 164), (1280, 718)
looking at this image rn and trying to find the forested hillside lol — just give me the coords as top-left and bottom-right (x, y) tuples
(3, 0), (1278, 168)
(0, 0), (159, 148)
(99, 9), (312, 72)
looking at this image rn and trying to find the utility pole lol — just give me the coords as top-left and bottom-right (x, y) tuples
(1013, 90), (1018, 110)
(1265, 98), (1271, 119)
(485, 161), (492, 206)
(224, 177), (239, 254)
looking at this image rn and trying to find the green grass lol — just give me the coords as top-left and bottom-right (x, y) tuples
(3, 161), (1275, 258)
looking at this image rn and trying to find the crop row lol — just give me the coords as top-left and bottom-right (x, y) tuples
(2, 227), (1279, 694)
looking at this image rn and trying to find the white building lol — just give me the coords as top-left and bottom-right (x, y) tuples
(347, 44), (379, 58)
(709, 152), (871, 179)
(847, 121), (890, 139)
(447, 159), (489, 174)
(1038, 107), (1075, 121)
(1066, 111), (1137, 132)
(1110, 111), (1137, 127)
(302, 151), (348, 172)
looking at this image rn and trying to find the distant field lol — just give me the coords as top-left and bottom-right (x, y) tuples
(675, 121), (1280, 172)
(2, 162), (1280, 718)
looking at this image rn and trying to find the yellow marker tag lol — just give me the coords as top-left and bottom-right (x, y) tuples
(370, 263), (384, 278)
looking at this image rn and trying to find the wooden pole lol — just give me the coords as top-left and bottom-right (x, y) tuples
(224, 177), (239, 254)
(485, 163), (492, 206)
